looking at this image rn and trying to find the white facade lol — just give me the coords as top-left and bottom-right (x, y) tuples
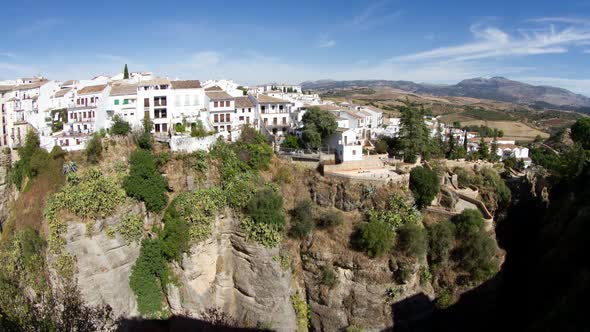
(327, 128), (363, 163)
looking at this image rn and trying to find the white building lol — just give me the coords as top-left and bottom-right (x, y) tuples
(234, 96), (257, 129)
(326, 128), (363, 163)
(137, 78), (172, 137)
(253, 94), (293, 137)
(108, 83), (139, 126)
(169, 80), (206, 131)
(205, 89), (235, 137)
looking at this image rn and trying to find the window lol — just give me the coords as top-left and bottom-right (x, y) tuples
(239, 116), (244, 121)
(279, 105), (284, 111)
(271, 105), (276, 111)
(214, 126), (218, 131)
(220, 114), (225, 123)
(226, 114), (231, 122)
(155, 124), (161, 132)
(155, 109), (167, 118)
(123, 99), (129, 105)
(273, 118), (277, 125)
(193, 95), (199, 106)
(225, 101), (230, 107)
(184, 95), (190, 106)
(114, 99), (119, 105)
(214, 101), (218, 108)
(261, 106), (266, 113)
(175, 96), (181, 107)
(227, 125), (231, 131)
(144, 98), (150, 107)
(352, 150), (357, 155)
(214, 114), (219, 123)
(248, 108), (251, 112)
(264, 118), (268, 125)
(162, 123), (168, 132)
(282, 117), (286, 124)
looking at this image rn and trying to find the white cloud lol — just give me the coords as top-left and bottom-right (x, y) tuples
(393, 22), (590, 62)
(584, 49), (590, 53)
(317, 34), (336, 48)
(351, 1), (403, 30)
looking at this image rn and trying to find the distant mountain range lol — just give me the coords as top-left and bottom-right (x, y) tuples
(301, 77), (590, 109)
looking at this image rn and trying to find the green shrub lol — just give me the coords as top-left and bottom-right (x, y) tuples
(154, 151), (171, 168)
(318, 209), (343, 228)
(129, 239), (169, 317)
(367, 194), (421, 230)
(353, 220), (394, 258)
(123, 149), (168, 212)
(170, 188), (225, 242)
(375, 138), (389, 154)
(274, 166), (293, 184)
(110, 115), (131, 136)
(428, 221), (456, 263)
(135, 118), (153, 150)
(233, 127), (273, 171)
(397, 223), (428, 258)
(290, 200), (314, 239)
(480, 167), (511, 206)
(115, 214), (144, 244)
(181, 151), (208, 174)
(281, 135), (301, 149)
(453, 209), (485, 240)
(50, 145), (66, 159)
(241, 216), (282, 248)
(46, 168), (126, 221)
(435, 289), (454, 309)
(161, 211), (190, 262)
(10, 131), (52, 189)
(190, 120), (210, 138)
(246, 188), (285, 232)
(85, 134), (103, 164)
(291, 293), (310, 332)
(410, 166), (440, 209)
(319, 265), (338, 287)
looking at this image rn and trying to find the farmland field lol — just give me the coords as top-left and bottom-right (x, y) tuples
(459, 120), (549, 141)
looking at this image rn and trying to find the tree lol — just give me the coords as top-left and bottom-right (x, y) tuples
(478, 137), (489, 160)
(301, 106), (337, 148)
(428, 221), (455, 263)
(135, 117), (153, 150)
(246, 188), (285, 232)
(409, 166), (440, 209)
(571, 118), (590, 149)
(302, 129), (322, 149)
(123, 64), (129, 79)
(375, 138), (389, 154)
(86, 133), (102, 164)
(353, 220), (394, 258)
(290, 200), (314, 239)
(489, 138), (499, 162)
(123, 149), (168, 212)
(399, 100), (431, 163)
(453, 209), (484, 240)
(281, 135), (301, 149)
(397, 223), (428, 258)
(110, 115), (131, 136)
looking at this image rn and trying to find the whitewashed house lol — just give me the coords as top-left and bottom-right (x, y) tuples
(205, 89), (235, 137)
(137, 78), (172, 137)
(108, 83), (139, 126)
(170, 80), (206, 131)
(253, 94), (293, 137)
(234, 96), (257, 129)
(327, 128), (363, 163)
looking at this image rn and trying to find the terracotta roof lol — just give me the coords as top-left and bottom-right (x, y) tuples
(206, 91), (233, 100)
(110, 83), (138, 96)
(138, 77), (170, 87)
(235, 96), (254, 108)
(205, 85), (223, 91)
(344, 110), (364, 119)
(317, 104), (341, 111)
(15, 81), (47, 90)
(256, 94), (288, 104)
(62, 80), (77, 86)
(53, 88), (72, 98)
(0, 85), (14, 93)
(77, 84), (107, 95)
(171, 80), (202, 89)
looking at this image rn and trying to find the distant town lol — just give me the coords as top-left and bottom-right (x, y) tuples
(0, 68), (530, 167)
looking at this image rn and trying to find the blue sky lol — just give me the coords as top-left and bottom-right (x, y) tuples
(2, 0), (590, 94)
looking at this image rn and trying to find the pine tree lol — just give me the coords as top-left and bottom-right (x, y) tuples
(478, 137), (489, 160)
(489, 138), (499, 162)
(123, 64), (129, 79)
(399, 100), (431, 163)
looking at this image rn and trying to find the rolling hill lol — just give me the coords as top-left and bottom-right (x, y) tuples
(301, 77), (590, 109)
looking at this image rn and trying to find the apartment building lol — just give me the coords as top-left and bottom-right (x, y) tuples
(138, 78), (171, 137)
(234, 96), (256, 129)
(205, 88), (235, 135)
(108, 83), (139, 126)
(252, 94), (292, 136)
(169, 80), (205, 131)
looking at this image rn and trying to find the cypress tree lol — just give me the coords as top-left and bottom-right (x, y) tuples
(123, 64), (129, 79)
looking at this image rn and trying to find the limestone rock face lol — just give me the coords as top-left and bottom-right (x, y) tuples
(64, 205), (143, 318)
(171, 213), (297, 331)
